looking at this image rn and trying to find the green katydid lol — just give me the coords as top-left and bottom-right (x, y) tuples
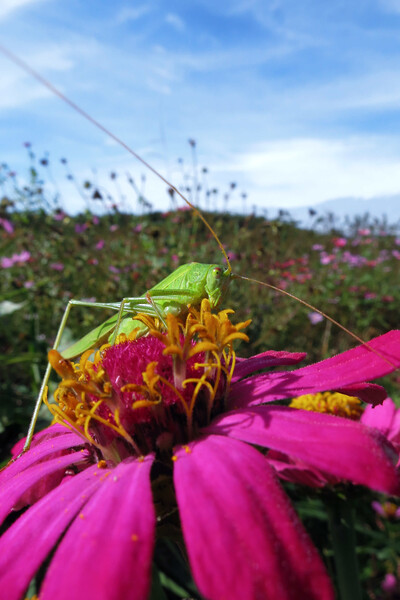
(62, 261), (232, 359)
(2, 44), (394, 453)
(23, 261), (234, 451)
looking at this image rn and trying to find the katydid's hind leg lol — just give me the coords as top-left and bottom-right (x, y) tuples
(108, 294), (163, 344)
(23, 300), (75, 452)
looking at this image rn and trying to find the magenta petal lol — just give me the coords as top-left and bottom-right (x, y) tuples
(361, 398), (397, 436)
(232, 350), (306, 382)
(206, 406), (400, 494)
(0, 464), (101, 600)
(0, 450), (88, 524)
(336, 383), (387, 406)
(40, 456), (155, 600)
(11, 423), (72, 457)
(174, 435), (334, 600)
(229, 330), (400, 408)
(1, 430), (86, 485)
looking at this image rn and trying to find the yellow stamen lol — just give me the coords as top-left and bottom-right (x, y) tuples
(290, 392), (363, 420)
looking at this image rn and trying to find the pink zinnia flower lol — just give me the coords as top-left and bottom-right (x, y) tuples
(332, 237), (347, 248)
(1, 304), (400, 600)
(361, 397), (400, 461)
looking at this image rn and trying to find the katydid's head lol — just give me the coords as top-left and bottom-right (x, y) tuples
(205, 265), (231, 308)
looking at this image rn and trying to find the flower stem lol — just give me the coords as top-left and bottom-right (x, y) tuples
(326, 494), (362, 600)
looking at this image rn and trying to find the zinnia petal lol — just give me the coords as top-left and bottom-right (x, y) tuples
(0, 464), (102, 600)
(173, 434), (334, 600)
(361, 398), (397, 436)
(206, 406), (400, 494)
(232, 350), (306, 382)
(1, 429), (86, 485)
(0, 450), (88, 523)
(229, 330), (400, 408)
(40, 456), (155, 600)
(10, 423), (73, 457)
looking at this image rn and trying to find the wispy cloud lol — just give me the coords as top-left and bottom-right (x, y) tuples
(224, 136), (400, 208)
(0, 43), (74, 109)
(165, 13), (185, 32)
(115, 5), (152, 24)
(0, 0), (47, 20)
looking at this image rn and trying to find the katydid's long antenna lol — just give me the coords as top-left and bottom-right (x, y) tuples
(0, 43), (232, 273)
(236, 273), (398, 368)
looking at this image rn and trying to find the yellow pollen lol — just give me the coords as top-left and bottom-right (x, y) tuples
(79, 513), (85, 519)
(131, 533), (139, 542)
(184, 445), (191, 454)
(172, 455), (178, 462)
(290, 392), (363, 420)
(97, 460), (107, 469)
(379, 501), (400, 518)
(46, 300), (250, 453)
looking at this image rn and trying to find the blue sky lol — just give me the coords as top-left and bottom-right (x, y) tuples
(0, 0), (400, 215)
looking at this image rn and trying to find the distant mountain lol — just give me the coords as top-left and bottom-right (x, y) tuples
(269, 195), (400, 228)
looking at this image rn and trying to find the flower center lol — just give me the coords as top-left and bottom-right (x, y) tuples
(45, 299), (250, 464)
(289, 391), (363, 420)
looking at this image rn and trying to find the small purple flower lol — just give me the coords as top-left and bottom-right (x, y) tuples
(14, 250), (31, 263)
(312, 244), (324, 251)
(110, 224), (119, 232)
(320, 252), (335, 265)
(49, 262), (64, 272)
(75, 223), (88, 234)
(0, 218), (14, 234)
(308, 311), (324, 325)
(95, 239), (105, 250)
(0, 256), (14, 268)
(53, 211), (67, 221)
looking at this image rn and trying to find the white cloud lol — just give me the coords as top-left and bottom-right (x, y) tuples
(0, 0), (47, 20)
(223, 137), (400, 209)
(0, 43), (75, 109)
(165, 13), (185, 32)
(115, 5), (152, 24)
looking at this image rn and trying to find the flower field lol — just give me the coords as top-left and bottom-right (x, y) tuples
(1, 163), (400, 598)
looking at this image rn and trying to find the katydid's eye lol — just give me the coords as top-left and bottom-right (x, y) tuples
(213, 267), (222, 278)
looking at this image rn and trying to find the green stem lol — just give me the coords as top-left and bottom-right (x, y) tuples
(325, 495), (362, 600)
